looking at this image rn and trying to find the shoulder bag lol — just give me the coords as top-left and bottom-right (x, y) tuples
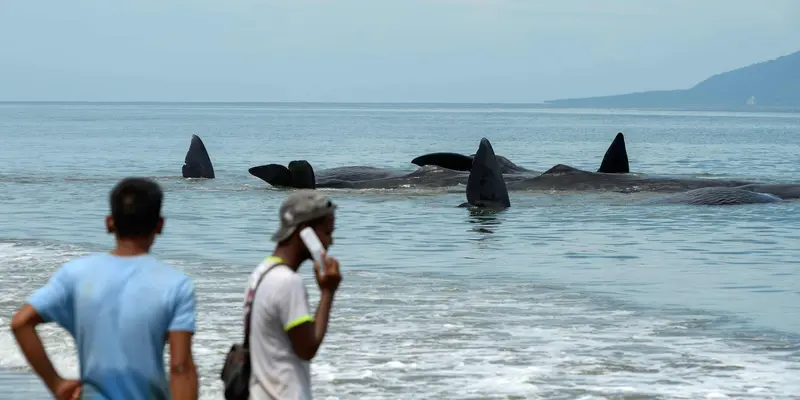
(220, 261), (283, 400)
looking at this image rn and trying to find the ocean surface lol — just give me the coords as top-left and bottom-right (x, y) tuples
(0, 102), (799, 399)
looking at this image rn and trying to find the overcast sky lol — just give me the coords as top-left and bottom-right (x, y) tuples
(1, 0), (798, 102)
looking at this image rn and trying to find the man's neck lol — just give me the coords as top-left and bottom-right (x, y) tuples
(272, 245), (306, 271)
(111, 238), (152, 257)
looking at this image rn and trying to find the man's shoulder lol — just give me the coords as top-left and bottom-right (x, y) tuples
(269, 265), (304, 285)
(251, 262), (304, 295)
(58, 252), (109, 276)
(146, 258), (194, 291)
(65, 252), (106, 265)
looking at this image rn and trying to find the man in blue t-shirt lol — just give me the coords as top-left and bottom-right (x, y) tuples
(10, 177), (198, 400)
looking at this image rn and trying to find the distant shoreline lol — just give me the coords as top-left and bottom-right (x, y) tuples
(545, 50), (800, 109)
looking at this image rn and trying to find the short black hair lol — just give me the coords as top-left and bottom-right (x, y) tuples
(109, 177), (164, 238)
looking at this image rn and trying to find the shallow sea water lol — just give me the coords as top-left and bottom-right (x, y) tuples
(0, 103), (799, 399)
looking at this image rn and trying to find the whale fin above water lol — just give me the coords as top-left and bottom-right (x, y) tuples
(287, 160), (316, 189)
(248, 160), (317, 189)
(182, 135), (215, 179)
(538, 132), (629, 176)
(466, 138), (510, 208)
(597, 132), (629, 174)
(412, 132), (627, 175)
(410, 152), (474, 172)
(249, 164), (294, 187)
(411, 152), (529, 174)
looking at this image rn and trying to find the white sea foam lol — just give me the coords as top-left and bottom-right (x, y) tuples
(0, 241), (798, 399)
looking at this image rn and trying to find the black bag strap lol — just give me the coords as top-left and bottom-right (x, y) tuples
(243, 257), (285, 349)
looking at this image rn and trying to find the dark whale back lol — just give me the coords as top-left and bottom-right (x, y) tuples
(466, 138), (510, 208)
(642, 187), (782, 205)
(491, 155), (529, 174)
(182, 135), (215, 179)
(736, 184), (800, 200)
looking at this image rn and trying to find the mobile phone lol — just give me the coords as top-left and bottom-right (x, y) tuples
(299, 227), (325, 274)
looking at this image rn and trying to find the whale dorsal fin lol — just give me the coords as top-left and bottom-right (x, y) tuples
(411, 152), (474, 172)
(182, 135), (215, 179)
(466, 138), (510, 208)
(288, 160), (316, 189)
(597, 132), (629, 174)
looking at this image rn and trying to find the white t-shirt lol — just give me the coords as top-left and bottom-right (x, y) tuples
(244, 257), (314, 400)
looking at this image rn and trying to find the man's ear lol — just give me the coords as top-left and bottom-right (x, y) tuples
(105, 215), (115, 234)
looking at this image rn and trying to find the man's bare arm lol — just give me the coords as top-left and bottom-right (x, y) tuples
(10, 304), (64, 395)
(168, 331), (198, 400)
(287, 290), (335, 361)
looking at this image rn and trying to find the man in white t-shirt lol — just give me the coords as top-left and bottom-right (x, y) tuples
(244, 190), (342, 400)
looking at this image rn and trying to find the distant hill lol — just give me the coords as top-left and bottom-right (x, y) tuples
(544, 50), (800, 109)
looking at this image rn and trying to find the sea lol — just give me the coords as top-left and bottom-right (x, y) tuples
(0, 102), (798, 400)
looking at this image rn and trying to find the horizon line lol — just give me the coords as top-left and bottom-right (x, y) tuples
(0, 100), (548, 105)
(1, 101), (798, 113)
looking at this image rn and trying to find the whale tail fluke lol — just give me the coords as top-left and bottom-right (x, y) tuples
(248, 160), (316, 189)
(287, 160), (316, 189)
(466, 138), (510, 209)
(182, 135), (215, 179)
(410, 152), (474, 172)
(248, 164), (293, 187)
(597, 132), (629, 174)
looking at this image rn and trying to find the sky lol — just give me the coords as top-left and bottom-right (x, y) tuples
(1, 0), (799, 103)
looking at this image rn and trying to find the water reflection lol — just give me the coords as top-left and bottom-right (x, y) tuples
(465, 207), (505, 237)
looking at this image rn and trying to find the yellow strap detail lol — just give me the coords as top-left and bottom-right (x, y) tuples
(266, 256), (285, 264)
(284, 315), (315, 331)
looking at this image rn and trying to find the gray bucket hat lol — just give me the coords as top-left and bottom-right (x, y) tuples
(271, 190), (337, 243)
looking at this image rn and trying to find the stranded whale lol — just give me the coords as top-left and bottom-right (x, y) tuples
(247, 133), (630, 190)
(639, 187), (784, 206)
(412, 132), (630, 175)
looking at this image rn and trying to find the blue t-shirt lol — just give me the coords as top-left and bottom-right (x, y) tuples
(26, 252), (196, 400)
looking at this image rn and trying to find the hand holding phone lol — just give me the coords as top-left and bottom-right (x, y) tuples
(300, 227), (342, 292)
(300, 227), (325, 275)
